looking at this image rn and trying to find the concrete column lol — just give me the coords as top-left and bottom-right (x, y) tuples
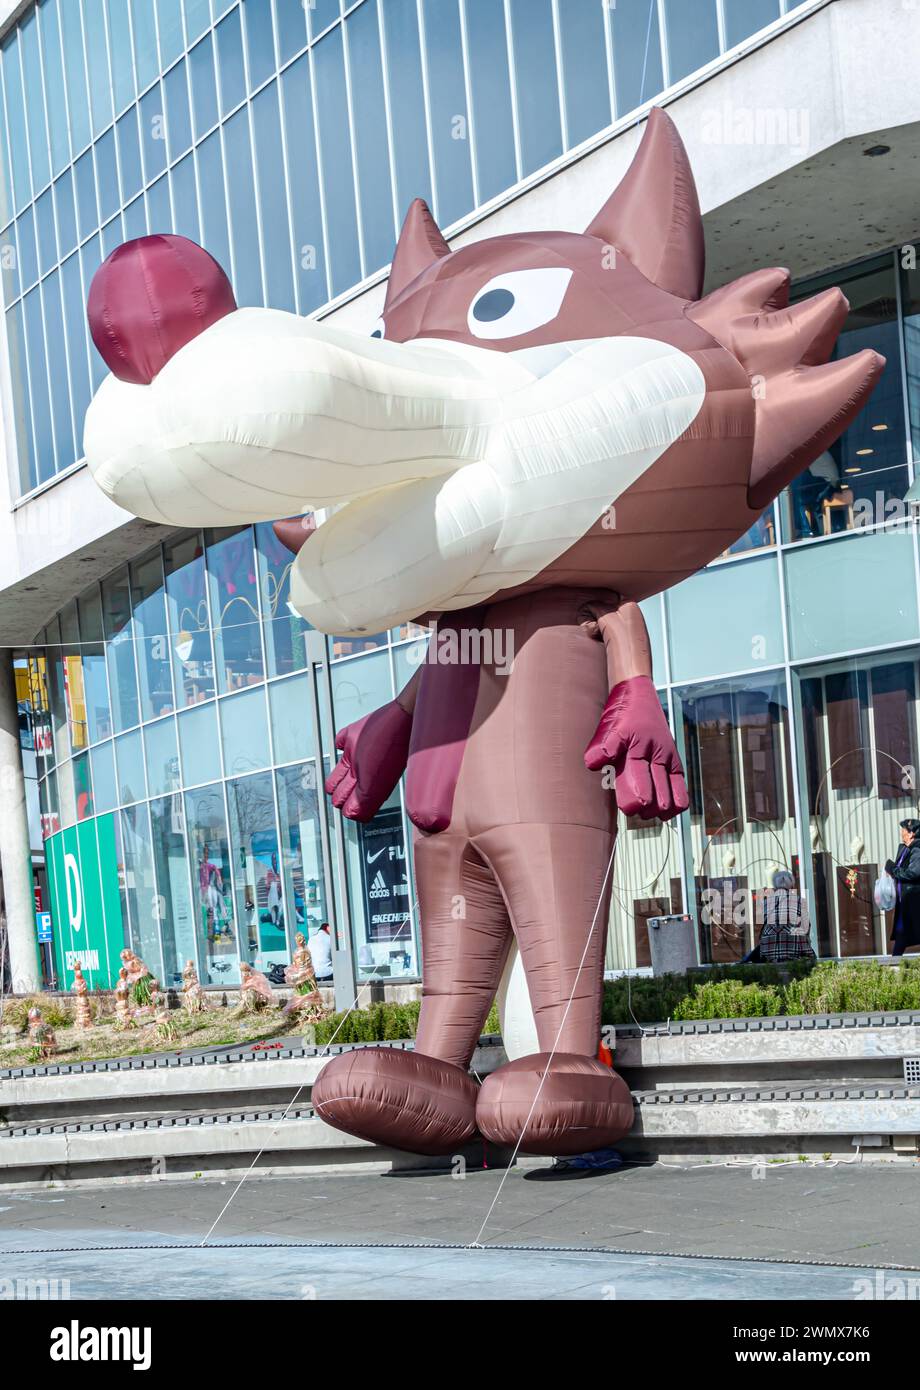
(0, 653), (40, 993)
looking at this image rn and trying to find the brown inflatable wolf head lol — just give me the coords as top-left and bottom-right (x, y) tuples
(85, 108), (883, 635)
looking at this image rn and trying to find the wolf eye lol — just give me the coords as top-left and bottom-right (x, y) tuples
(467, 268), (573, 341)
(370, 317), (385, 339)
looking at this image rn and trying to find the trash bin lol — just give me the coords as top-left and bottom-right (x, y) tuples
(647, 914), (697, 977)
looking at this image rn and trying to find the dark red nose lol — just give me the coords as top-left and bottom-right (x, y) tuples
(87, 234), (237, 385)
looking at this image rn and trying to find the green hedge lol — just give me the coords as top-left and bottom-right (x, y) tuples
(308, 962), (920, 1042)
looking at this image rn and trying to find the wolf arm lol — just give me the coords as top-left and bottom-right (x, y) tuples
(583, 601), (689, 822)
(325, 667), (420, 822)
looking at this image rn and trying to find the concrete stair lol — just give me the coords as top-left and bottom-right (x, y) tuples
(3, 1016), (920, 1183)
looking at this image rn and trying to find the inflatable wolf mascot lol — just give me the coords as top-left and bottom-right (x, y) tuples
(84, 109), (882, 1156)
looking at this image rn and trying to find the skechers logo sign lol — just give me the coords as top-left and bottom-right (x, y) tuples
(50, 1320), (152, 1371)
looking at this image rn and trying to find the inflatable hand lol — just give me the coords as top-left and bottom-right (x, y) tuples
(325, 701), (413, 822)
(584, 675), (689, 821)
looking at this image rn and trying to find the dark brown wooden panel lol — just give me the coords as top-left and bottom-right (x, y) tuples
(682, 711), (703, 816)
(695, 874), (748, 963)
(694, 695), (739, 836)
(872, 662), (916, 800)
(836, 862), (879, 956)
(825, 671), (869, 790)
(800, 677), (828, 816)
(812, 852), (833, 957)
(737, 691), (783, 822)
(632, 896), (670, 968)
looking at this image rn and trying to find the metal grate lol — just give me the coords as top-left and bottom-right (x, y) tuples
(904, 1057), (920, 1085)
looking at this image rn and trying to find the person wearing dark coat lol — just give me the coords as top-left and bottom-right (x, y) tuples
(885, 818), (920, 956)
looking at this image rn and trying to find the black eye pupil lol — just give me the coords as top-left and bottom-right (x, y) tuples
(473, 288), (515, 322)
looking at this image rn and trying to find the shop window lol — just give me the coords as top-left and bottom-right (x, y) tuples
(795, 653), (920, 957)
(276, 761), (329, 942)
(150, 795), (197, 989)
(90, 740), (117, 815)
(101, 570), (140, 733)
(206, 527), (264, 693)
(330, 649), (393, 728)
(130, 552), (174, 721)
(900, 258), (920, 469)
(143, 715), (180, 799)
(73, 752), (93, 821)
(676, 673), (798, 964)
(341, 790), (417, 979)
(114, 727), (146, 806)
(220, 685), (271, 776)
(227, 771), (287, 971)
(185, 782), (239, 985)
(165, 534), (216, 707)
(781, 258), (909, 543)
(78, 588), (112, 742)
(177, 701), (222, 788)
(269, 672), (315, 766)
(119, 801), (165, 982)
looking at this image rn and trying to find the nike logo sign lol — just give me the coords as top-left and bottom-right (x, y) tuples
(366, 848), (388, 864)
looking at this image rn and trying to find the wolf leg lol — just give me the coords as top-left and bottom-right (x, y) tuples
(312, 834), (512, 1155)
(471, 821), (634, 1155)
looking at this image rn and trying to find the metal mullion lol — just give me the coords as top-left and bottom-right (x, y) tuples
(456, 0), (480, 209)
(715, 0), (728, 53)
(502, 0), (523, 182)
(656, 0), (671, 90)
(374, 0), (403, 262)
(237, 7), (271, 307)
(305, 38), (334, 304)
(414, 0), (440, 225)
(339, 5), (368, 280)
(549, 0), (570, 150)
(601, 0), (618, 125)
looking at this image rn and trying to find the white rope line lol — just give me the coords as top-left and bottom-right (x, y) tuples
(468, 837), (619, 1249)
(198, 906), (417, 1247)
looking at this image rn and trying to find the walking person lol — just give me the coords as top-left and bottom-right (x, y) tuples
(885, 818), (920, 957)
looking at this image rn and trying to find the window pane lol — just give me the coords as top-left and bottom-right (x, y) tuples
(157, 0), (185, 70)
(244, 0), (277, 89)
(124, 193), (147, 239)
(8, 304), (36, 489)
(145, 173), (171, 235)
(131, 552), (174, 720)
(346, 0), (394, 274)
(139, 83), (168, 183)
(131, 0), (159, 92)
(723, 0), (780, 47)
(120, 800), (164, 979)
(91, 740), (117, 813)
(380, 0), (431, 217)
(60, 5), (91, 157)
(35, 188), (56, 275)
(222, 106), (262, 306)
(904, 260), (920, 467)
(106, 0), (136, 114)
(196, 130), (232, 273)
(313, 26), (360, 294)
(308, 0), (340, 38)
(207, 527), (264, 691)
(227, 770), (287, 967)
(165, 532), (216, 706)
(663, 0), (720, 82)
(102, 571), (140, 732)
(54, 169), (77, 255)
(74, 751), (94, 820)
(185, 782), (239, 983)
(331, 649), (392, 727)
(220, 686), (270, 775)
(40, 0), (70, 174)
(611, 0), (663, 118)
(3, 36), (32, 211)
(83, 0), (114, 136)
(346, 798), (416, 976)
(95, 128), (120, 224)
(170, 153), (200, 244)
(785, 531), (918, 661)
(279, 54), (326, 312)
(465, 0), (516, 202)
(115, 727), (146, 804)
(667, 554), (783, 682)
(178, 701), (222, 786)
(216, 7), (247, 116)
(17, 207), (37, 288)
(74, 150), (98, 239)
(144, 714), (180, 797)
(164, 58), (193, 161)
(42, 270), (76, 473)
(185, 0), (212, 44)
(782, 262), (908, 543)
(256, 518), (310, 677)
(252, 82), (295, 311)
(510, 0), (562, 174)
(269, 673), (314, 765)
(20, 11), (50, 195)
(61, 251), (92, 434)
(558, 0), (611, 149)
(81, 234), (108, 388)
(276, 761), (329, 940)
(189, 33), (218, 139)
(150, 793), (196, 988)
(420, 0), (473, 227)
(275, 0), (307, 62)
(23, 286), (54, 483)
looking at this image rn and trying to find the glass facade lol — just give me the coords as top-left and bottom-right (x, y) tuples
(1, 0), (806, 495)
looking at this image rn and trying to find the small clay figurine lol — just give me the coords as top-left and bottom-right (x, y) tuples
(71, 960), (93, 1031)
(27, 1006), (57, 1059)
(181, 959), (207, 1014)
(120, 948), (151, 986)
(284, 932), (318, 993)
(114, 967), (133, 1029)
(238, 961), (274, 1010)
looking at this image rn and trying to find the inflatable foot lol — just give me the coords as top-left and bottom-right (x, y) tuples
(312, 1046), (479, 1155)
(475, 1053), (634, 1156)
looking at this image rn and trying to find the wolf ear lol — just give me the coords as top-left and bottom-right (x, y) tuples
(586, 107), (704, 301)
(385, 198), (451, 311)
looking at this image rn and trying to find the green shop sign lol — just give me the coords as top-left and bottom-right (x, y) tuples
(44, 814), (127, 990)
